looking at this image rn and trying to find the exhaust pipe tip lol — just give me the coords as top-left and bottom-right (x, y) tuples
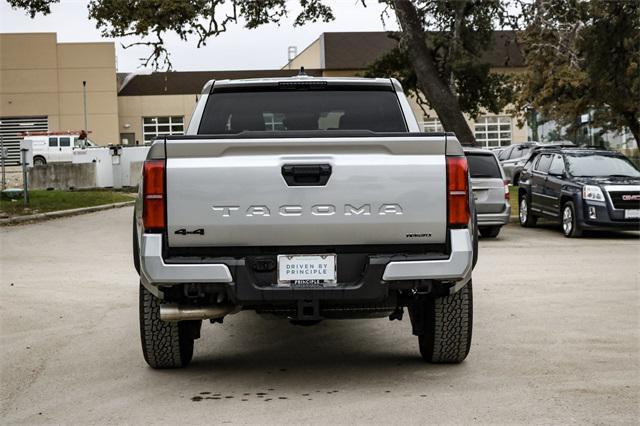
(160, 304), (234, 322)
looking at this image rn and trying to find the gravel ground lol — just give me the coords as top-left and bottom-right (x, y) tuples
(1, 207), (639, 424)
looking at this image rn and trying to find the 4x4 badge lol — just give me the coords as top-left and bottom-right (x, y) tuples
(174, 228), (205, 236)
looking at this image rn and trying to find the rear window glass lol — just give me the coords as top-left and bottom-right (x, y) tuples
(466, 153), (502, 178)
(198, 89), (407, 134)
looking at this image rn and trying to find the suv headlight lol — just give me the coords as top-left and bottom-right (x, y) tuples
(583, 185), (605, 202)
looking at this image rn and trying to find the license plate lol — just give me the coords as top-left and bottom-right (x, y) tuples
(277, 254), (337, 286)
(624, 209), (640, 219)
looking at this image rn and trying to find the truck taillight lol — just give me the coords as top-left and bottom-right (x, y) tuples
(504, 180), (510, 200)
(447, 156), (470, 226)
(143, 159), (165, 232)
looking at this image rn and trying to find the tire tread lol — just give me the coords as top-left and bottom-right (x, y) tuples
(419, 282), (473, 363)
(139, 284), (193, 369)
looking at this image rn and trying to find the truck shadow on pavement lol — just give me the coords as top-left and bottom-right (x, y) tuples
(154, 312), (470, 397)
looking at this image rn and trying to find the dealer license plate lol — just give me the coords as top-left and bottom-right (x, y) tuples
(277, 254), (337, 287)
(624, 209), (640, 219)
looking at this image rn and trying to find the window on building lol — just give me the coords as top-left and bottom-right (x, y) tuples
(422, 117), (444, 133)
(262, 113), (286, 131)
(474, 116), (512, 147)
(142, 116), (184, 142)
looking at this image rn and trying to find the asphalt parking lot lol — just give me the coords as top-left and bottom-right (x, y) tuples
(1, 207), (639, 424)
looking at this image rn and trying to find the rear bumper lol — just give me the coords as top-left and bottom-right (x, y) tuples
(139, 229), (473, 300)
(477, 203), (511, 226)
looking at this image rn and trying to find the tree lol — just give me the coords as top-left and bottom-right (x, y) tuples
(9, 0), (523, 146)
(366, 1), (520, 145)
(518, 0), (640, 146)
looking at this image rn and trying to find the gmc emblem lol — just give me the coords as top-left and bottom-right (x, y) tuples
(622, 195), (640, 201)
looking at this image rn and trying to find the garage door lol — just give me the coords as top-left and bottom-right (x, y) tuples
(0, 116), (48, 165)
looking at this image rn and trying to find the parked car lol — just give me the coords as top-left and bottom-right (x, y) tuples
(26, 134), (96, 166)
(498, 142), (539, 185)
(465, 148), (510, 238)
(518, 147), (640, 237)
(133, 76), (478, 368)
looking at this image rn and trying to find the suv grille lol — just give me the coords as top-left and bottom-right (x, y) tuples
(608, 190), (640, 210)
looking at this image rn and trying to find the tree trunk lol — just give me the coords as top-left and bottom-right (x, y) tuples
(392, 0), (477, 146)
(623, 112), (640, 147)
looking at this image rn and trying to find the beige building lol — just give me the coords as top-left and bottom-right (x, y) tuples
(0, 33), (118, 162)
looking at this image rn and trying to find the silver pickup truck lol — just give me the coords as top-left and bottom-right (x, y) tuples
(133, 76), (478, 368)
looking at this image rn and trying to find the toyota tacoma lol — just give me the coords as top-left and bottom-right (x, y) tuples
(133, 76), (478, 368)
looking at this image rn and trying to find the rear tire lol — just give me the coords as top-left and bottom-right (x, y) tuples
(414, 281), (473, 363)
(519, 194), (537, 227)
(512, 173), (520, 186)
(479, 226), (501, 238)
(33, 156), (46, 166)
(139, 284), (195, 369)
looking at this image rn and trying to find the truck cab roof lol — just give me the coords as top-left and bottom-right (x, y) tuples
(201, 76), (401, 94)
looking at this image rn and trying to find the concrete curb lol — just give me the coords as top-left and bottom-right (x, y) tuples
(0, 200), (135, 226)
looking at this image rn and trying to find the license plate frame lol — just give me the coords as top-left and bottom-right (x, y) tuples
(624, 209), (640, 219)
(277, 254), (337, 287)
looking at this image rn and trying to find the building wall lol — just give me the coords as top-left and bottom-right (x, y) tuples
(0, 33), (118, 146)
(282, 38), (323, 70)
(117, 94), (199, 144)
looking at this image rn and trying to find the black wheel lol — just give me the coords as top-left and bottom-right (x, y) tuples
(519, 194), (537, 227)
(411, 281), (473, 363)
(139, 284), (195, 369)
(479, 226), (501, 238)
(562, 201), (583, 238)
(512, 173), (520, 186)
(33, 156), (46, 166)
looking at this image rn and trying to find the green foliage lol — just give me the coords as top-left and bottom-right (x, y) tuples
(519, 0), (640, 144)
(6, 0), (57, 18)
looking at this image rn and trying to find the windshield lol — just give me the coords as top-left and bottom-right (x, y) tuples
(466, 153), (502, 178)
(198, 89), (407, 133)
(565, 154), (640, 177)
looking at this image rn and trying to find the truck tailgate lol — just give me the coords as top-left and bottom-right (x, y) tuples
(165, 136), (448, 247)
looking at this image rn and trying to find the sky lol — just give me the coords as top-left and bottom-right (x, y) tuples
(0, 0), (399, 72)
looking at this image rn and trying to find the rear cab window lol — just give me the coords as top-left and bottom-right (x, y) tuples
(466, 153), (502, 179)
(198, 84), (407, 134)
